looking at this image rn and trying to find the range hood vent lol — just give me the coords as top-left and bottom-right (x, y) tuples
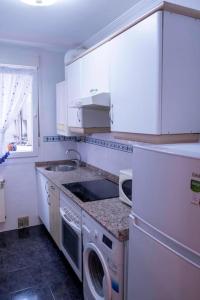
(70, 92), (110, 109)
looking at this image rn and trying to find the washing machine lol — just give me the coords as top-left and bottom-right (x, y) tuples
(82, 211), (124, 300)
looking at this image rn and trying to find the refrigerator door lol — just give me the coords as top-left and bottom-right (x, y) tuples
(132, 146), (200, 254)
(128, 216), (200, 300)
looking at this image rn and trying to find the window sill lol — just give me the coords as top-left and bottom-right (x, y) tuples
(8, 151), (38, 159)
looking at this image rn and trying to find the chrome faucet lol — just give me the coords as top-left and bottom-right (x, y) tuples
(65, 149), (81, 167)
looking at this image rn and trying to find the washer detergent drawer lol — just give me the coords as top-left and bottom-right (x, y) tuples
(128, 219), (200, 300)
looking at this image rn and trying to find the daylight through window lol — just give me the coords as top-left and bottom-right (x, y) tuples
(0, 66), (36, 155)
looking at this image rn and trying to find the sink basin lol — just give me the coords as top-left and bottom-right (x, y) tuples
(45, 162), (77, 172)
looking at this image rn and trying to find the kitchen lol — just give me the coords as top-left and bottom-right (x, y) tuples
(0, 0), (200, 299)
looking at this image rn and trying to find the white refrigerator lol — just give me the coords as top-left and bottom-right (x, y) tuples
(128, 143), (200, 300)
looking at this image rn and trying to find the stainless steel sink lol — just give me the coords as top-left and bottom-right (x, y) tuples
(45, 161), (77, 172)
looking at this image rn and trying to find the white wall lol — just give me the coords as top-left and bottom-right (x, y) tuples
(82, 0), (200, 48)
(77, 134), (133, 176)
(0, 43), (76, 232)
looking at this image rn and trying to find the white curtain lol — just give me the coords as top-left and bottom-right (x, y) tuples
(0, 67), (33, 153)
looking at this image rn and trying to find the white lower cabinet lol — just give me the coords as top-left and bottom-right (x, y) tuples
(37, 172), (60, 248)
(37, 172), (50, 232)
(49, 183), (60, 248)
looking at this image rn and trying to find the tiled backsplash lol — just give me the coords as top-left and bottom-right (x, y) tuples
(79, 136), (133, 153)
(77, 134), (133, 175)
(43, 136), (77, 142)
(43, 135), (133, 153)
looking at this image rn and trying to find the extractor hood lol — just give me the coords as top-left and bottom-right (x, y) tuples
(70, 92), (110, 109)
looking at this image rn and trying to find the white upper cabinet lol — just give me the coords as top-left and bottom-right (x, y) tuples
(110, 11), (200, 135)
(110, 12), (162, 134)
(161, 12), (200, 134)
(66, 44), (111, 132)
(80, 42), (110, 98)
(68, 107), (110, 129)
(67, 59), (81, 106)
(56, 81), (70, 136)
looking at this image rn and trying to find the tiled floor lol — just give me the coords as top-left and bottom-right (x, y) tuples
(0, 225), (84, 300)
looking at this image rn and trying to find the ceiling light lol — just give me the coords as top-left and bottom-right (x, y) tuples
(21, 0), (57, 6)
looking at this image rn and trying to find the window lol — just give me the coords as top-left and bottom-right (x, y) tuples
(0, 65), (38, 157)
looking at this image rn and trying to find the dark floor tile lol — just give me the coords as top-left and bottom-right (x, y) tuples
(51, 280), (84, 300)
(10, 286), (54, 300)
(0, 225), (83, 299)
(30, 259), (71, 289)
(0, 236), (7, 250)
(7, 268), (35, 293)
(49, 268), (84, 300)
(0, 253), (27, 273)
(0, 234), (13, 257)
(68, 287), (84, 300)
(50, 281), (71, 300)
(29, 265), (49, 288)
(27, 225), (49, 239)
(0, 294), (10, 300)
(0, 273), (9, 295)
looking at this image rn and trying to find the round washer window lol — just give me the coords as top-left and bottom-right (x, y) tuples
(88, 250), (105, 297)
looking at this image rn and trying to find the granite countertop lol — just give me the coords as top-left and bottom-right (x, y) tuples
(36, 161), (131, 242)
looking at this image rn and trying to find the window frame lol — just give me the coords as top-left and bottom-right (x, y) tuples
(1, 65), (39, 159)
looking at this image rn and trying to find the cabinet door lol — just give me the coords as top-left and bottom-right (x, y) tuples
(56, 81), (69, 136)
(68, 107), (82, 127)
(68, 107), (109, 128)
(110, 12), (162, 134)
(80, 42), (110, 98)
(67, 60), (81, 105)
(49, 184), (60, 248)
(162, 12), (200, 134)
(37, 172), (50, 232)
(128, 221), (200, 300)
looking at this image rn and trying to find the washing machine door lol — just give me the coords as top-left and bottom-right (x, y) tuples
(84, 243), (112, 300)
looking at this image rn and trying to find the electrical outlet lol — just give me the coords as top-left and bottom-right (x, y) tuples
(18, 216), (29, 229)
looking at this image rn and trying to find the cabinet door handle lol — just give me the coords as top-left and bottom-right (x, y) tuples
(47, 194), (51, 206)
(45, 182), (49, 194)
(90, 88), (98, 93)
(77, 109), (81, 123)
(109, 104), (114, 125)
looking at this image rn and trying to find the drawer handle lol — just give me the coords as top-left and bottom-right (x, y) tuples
(77, 109), (81, 122)
(109, 104), (114, 124)
(90, 88), (98, 93)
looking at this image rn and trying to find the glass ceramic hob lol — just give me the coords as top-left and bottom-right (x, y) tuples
(62, 179), (119, 202)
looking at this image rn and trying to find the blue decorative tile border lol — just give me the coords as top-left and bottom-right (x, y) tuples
(43, 135), (133, 153)
(43, 136), (77, 142)
(79, 136), (133, 153)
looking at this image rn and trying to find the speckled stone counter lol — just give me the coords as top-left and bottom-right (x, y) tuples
(36, 161), (131, 241)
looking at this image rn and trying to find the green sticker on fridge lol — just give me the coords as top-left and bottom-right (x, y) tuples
(191, 180), (200, 193)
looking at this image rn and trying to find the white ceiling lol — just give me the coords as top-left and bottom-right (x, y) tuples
(0, 0), (141, 51)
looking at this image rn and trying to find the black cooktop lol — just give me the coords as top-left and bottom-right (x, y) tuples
(62, 179), (119, 202)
